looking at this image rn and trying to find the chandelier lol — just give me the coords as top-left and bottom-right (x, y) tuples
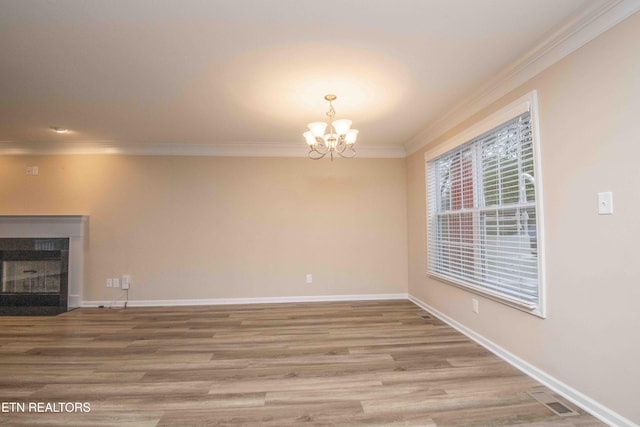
(303, 94), (358, 160)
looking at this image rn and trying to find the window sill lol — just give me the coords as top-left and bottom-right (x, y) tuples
(427, 271), (546, 318)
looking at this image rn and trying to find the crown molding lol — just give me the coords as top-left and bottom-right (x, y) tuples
(405, 0), (640, 155)
(0, 141), (406, 159)
(355, 144), (407, 158)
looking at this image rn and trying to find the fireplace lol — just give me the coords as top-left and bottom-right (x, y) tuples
(0, 238), (69, 315)
(0, 216), (87, 315)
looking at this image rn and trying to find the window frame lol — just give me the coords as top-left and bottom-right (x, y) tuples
(424, 91), (546, 318)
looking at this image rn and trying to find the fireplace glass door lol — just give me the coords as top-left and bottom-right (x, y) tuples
(0, 238), (69, 315)
(2, 259), (62, 293)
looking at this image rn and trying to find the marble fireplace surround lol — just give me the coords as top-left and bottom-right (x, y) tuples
(0, 216), (88, 309)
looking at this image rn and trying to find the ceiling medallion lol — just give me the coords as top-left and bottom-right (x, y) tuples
(303, 94), (358, 161)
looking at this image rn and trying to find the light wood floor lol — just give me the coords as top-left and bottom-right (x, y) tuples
(0, 300), (603, 426)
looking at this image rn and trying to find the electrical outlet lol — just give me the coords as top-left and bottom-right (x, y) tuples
(113, 278), (120, 288)
(121, 275), (131, 290)
(472, 298), (479, 314)
(106, 278), (113, 288)
(598, 191), (613, 215)
(305, 274), (313, 284)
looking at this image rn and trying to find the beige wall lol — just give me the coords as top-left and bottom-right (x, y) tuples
(0, 156), (408, 302)
(407, 12), (640, 423)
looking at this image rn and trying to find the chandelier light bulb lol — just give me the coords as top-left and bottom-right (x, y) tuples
(345, 129), (359, 145)
(303, 131), (316, 146)
(332, 119), (352, 136)
(307, 122), (327, 138)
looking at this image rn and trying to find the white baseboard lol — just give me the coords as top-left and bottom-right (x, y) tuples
(81, 293), (408, 308)
(408, 294), (637, 427)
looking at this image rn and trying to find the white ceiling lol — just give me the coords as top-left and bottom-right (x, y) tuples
(0, 0), (613, 155)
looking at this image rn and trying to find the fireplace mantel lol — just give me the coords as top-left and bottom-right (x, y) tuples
(0, 216), (88, 308)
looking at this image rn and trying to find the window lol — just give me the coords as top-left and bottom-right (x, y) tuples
(426, 91), (545, 316)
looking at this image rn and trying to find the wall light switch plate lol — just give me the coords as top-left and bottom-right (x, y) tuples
(598, 192), (613, 215)
(106, 278), (113, 288)
(113, 278), (120, 288)
(305, 274), (313, 284)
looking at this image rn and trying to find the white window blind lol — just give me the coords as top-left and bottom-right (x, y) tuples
(427, 109), (542, 311)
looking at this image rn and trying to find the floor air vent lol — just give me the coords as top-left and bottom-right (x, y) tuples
(528, 390), (579, 417)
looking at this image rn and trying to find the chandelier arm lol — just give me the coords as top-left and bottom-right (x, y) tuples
(309, 149), (327, 160)
(337, 147), (356, 159)
(313, 141), (329, 154)
(309, 141), (330, 157)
